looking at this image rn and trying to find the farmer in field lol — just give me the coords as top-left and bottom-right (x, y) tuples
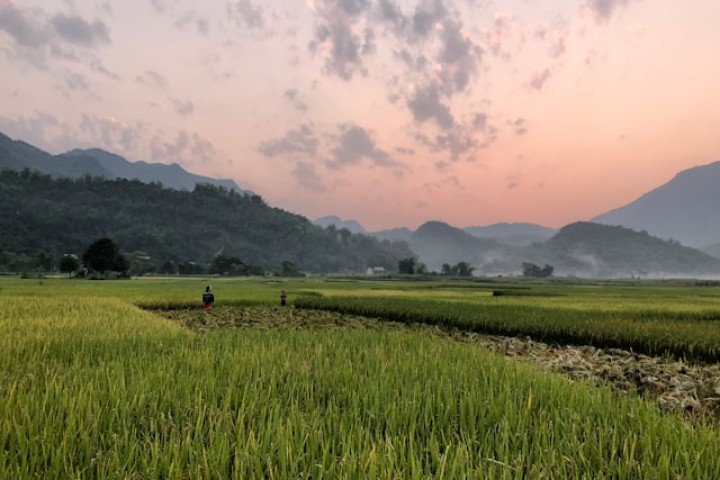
(202, 285), (215, 310)
(280, 289), (287, 306)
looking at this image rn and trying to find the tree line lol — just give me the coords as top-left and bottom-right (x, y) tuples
(0, 169), (413, 275)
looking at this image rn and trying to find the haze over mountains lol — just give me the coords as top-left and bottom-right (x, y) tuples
(376, 220), (720, 277)
(592, 161), (720, 252)
(315, 160), (720, 274)
(3, 130), (720, 278)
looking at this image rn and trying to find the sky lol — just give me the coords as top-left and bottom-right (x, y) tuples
(1, 0), (719, 232)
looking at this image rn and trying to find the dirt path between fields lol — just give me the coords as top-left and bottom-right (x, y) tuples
(158, 305), (720, 423)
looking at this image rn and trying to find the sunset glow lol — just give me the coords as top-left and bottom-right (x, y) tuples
(1, 0), (718, 231)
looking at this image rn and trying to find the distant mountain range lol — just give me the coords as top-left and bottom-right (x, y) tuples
(316, 217), (555, 247)
(4, 129), (720, 278)
(312, 216), (720, 277)
(407, 220), (720, 277)
(0, 132), (250, 194)
(463, 223), (556, 246)
(592, 160), (720, 250)
(313, 160), (720, 277)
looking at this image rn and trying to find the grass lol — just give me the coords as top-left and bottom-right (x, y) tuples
(2, 276), (720, 477)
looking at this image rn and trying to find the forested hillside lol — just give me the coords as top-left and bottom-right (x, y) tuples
(0, 170), (412, 274)
(535, 222), (720, 277)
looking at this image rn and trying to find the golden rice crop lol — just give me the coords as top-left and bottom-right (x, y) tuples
(3, 293), (720, 478)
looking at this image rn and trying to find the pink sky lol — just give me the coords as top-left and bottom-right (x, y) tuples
(1, 0), (719, 231)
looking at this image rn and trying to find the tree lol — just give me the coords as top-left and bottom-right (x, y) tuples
(454, 261), (474, 277)
(398, 257), (416, 275)
(522, 262), (554, 278)
(159, 260), (178, 275)
(211, 255), (244, 275)
(280, 260), (302, 277)
(178, 261), (205, 275)
(82, 238), (129, 274)
(35, 249), (54, 272)
(441, 261), (474, 277)
(339, 228), (352, 243)
(59, 255), (80, 277)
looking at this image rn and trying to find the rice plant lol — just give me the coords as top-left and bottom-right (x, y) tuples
(3, 292), (720, 478)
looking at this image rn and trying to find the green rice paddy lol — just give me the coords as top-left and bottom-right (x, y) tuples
(2, 276), (720, 478)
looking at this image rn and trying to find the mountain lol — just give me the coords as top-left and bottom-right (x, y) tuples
(409, 221), (513, 272)
(535, 222), (720, 277)
(592, 161), (720, 248)
(313, 216), (368, 234)
(0, 170), (413, 274)
(372, 227), (413, 243)
(391, 220), (720, 278)
(0, 132), (249, 194)
(701, 243), (720, 260)
(464, 222), (556, 246)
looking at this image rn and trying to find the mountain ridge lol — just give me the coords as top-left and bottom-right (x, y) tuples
(0, 132), (250, 195)
(3, 130), (720, 278)
(592, 160), (720, 248)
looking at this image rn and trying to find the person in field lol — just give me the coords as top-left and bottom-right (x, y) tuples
(280, 289), (287, 306)
(202, 285), (215, 310)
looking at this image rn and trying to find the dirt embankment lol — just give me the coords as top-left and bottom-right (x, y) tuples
(159, 305), (720, 422)
(450, 331), (720, 421)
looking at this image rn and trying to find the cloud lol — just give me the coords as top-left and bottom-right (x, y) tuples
(189, 134), (217, 164)
(529, 68), (551, 91)
(50, 13), (111, 47)
(510, 117), (528, 135)
(376, 0), (407, 32)
(433, 132), (477, 161)
(170, 98), (195, 117)
(90, 59), (119, 79)
(407, 84), (454, 129)
(76, 114), (218, 166)
(393, 48), (429, 73)
(309, 7), (374, 81)
(435, 18), (482, 93)
(472, 112), (487, 130)
(0, 111), (62, 152)
(226, 0), (266, 30)
(283, 88), (309, 112)
(420, 175), (462, 194)
(415, 128), (478, 163)
(337, 0), (372, 17)
(586, 0), (639, 22)
(293, 161), (326, 191)
(0, 4), (112, 71)
(136, 70), (167, 88)
(63, 70), (89, 93)
(327, 124), (400, 169)
(148, 0), (167, 14)
(395, 146), (415, 155)
(413, 108), (497, 164)
(485, 12), (526, 58)
(79, 114), (146, 154)
(0, 4), (49, 48)
(175, 11), (211, 36)
(411, 0), (447, 38)
(149, 131), (217, 165)
(506, 172), (521, 189)
(548, 35), (566, 58)
(258, 123), (319, 157)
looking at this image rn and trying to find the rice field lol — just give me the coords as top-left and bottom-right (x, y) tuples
(2, 276), (720, 478)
